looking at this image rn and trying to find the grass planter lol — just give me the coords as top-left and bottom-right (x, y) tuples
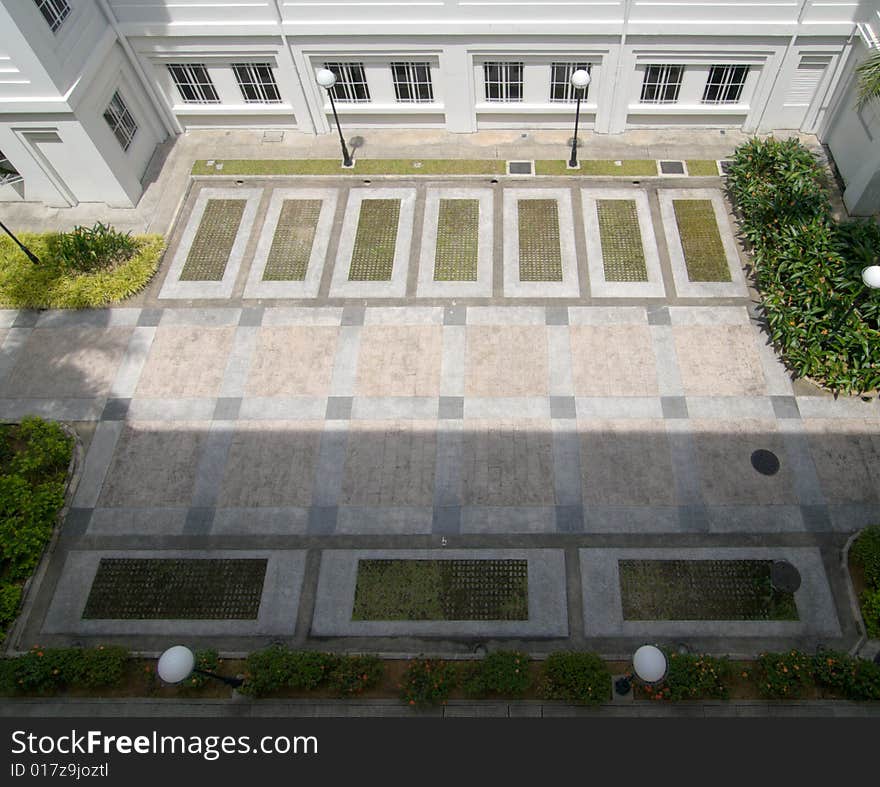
(0, 233), (164, 308)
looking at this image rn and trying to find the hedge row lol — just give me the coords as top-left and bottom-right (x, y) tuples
(727, 136), (880, 394)
(852, 525), (880, 638)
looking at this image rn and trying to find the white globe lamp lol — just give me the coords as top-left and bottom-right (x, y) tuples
(632, 644), (668, 684)
(157, 645), (195, 684)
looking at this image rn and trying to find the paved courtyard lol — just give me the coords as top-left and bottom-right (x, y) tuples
(2, 168), (877, 658)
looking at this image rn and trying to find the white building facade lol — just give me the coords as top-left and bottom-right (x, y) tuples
(0, 0), (877, 209)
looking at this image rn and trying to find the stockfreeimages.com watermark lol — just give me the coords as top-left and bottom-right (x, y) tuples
(11, 729), (318, 763)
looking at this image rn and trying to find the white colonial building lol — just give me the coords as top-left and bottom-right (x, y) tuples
(0, 0), (878, 211)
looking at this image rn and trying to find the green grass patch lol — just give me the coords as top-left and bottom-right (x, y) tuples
(263, 199), (322, 281)
(82, 558), (267, 620)
(179, 199), (245, 281)
(433, 198), (479, 281)
(192, 159), (505, 176)
(686, 159), (721, 176)
(0, 234), (164, 309)
(672, 199), (731, 282)
(0, 417), (74, 640)
(348, 199), (400, 281)
(596, 199), (647, 281)
(535, 159), (658, 176)
(619, 559), (798, 621)
(518, 199), (562, 281)
(352, 559), (528, 620)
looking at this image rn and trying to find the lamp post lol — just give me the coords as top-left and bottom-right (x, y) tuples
(567, 69), (591, 169)
(316, 68), (354, 168)
(0, 218), (40, 264)
(614, 643), (668, 696)
(157, 645), (243, 689)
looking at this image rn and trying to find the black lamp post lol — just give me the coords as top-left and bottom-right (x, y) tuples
(316, 68), (354, 168)
(567, 69), (591, 169)
(0, 218), (40, 264)
(158, 645), (243, 689)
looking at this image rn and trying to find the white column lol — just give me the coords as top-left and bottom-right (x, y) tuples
(441, 45), (476, 132)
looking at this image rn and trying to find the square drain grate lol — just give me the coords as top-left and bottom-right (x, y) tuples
(659, 160), (685, 174)
(507, 161), (534, 175)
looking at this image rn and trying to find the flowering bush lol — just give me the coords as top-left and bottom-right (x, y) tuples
(184, 649), (220, 690)
(541, 652), (610, 705)
(400, 658), (457, 707)
(240, 647), (332, 697)
(326, 654), (383, 698)
(0, 645), (127, 694)
(642, 651), (731, 701)
(755, 650), (814, 699)
(462, 651), (531, 698)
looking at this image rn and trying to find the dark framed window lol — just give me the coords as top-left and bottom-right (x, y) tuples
(0, 150), (23, 186)
(550, 62), (591, 102)
(323, 62), (371, 102)
(483, 62), (523, 102)
(702, 65), (749, 104)
(167, 64), (220, 104)
(391, 62), (434, 103)
(232, 63), (282, 103)
(33, 0), (70, 33)
(640, 65), (684, 104)
(103, 91), (138, 151)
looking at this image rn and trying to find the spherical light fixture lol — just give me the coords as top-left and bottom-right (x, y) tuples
(316, 68), (337, 89)
(861, 265), (880, 290)
(569, 69), (591, 90)
(157, 645), (195, 684)
(632, 644), (667, 684)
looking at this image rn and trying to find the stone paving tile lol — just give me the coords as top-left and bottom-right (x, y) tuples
(355, 325), (442, 397)
(460, 419), (555, 506)
(135, 326), (236, 398)
(97, 421), (208, 508)
(217, 421), (322, 508)
(0, 327), (132, 398)
(569, 325), (659, 396)
(464, 325), (549, 397)
(245, 326), (338, 397)
(673, 324), (767, 396)
(690, 418), (797, 505)
(802, 419), (880, 504)
(579, 419), (676, 506)
(340, 420), (437, 506)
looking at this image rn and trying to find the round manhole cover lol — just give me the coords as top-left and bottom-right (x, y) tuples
(751, 449), (780, 476)
(770, 560), (801, 593)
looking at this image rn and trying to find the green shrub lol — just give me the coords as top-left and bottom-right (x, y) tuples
(860, 588), (880, 638)
(643, 651), (731, 701)
(812, 650), (880, 700)
(541, 652), (610, 705)
(240, 647), (332, 697)
(50, 222), (139, 274)
(0, 583), (22, 636)
(755, 650), (814, 699)
(462, 651), (531, 698)
(848, 659), (880, 701)
(184, 649), (220, 690)
(0, 646), (128, 695)
(852, 526), (880, 589)
(727, 136), (880, 394)
(400, 658), (457, 707)
(326, 654), (384, 698)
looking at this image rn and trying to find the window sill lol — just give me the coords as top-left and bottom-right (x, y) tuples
(475, 103), (598, 114)
(173, 104), (293, 114)
(325, 103), (445, 112)
(627, 103), (749, 115)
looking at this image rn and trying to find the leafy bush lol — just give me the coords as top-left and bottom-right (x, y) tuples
(727, 136), (880, 394)
(812, 650), (880, 700)
(240, 647), (332, 697)
(399, 658), (457, 707)
(462, 651), (531, 698)
(755, 650), (814, 699)
(541, 652), (610, 705)
(852, 526), (880, 589)
(326, 654), (383, 698)
(0, 646), (128, 695)
(860, 588), (880, 638)
(184, 649), (220, 690)
(50, 222), (138, 274)
(642, 651), (731, 701)
(848, 659), (880, 701)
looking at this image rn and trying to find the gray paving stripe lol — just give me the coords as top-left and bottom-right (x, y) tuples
(547, 325), (574, 396)
(685, 396), (775, 419)
(0, 310), (18, 328)
(828, 503), (880, 532)
(552, 419), (582, 507)
(582, 506), (682, 533)
(311, 422), (348, 508)
(776, 420), (827, 507)
(87, 507), (189, 535)
(705, 504), (808, 533)
(668, 306), (751, 325)
(433, 421), (463, 507)
(0, 327), (33, 385)
(579, 546), (841, 638)
(109, 327), (157, 398)
(464, 397), (551, 419)
(363, 306), (444, 325)
(159, 308), (242, 327)
(440, 325), (466, 397)
(467, 306), (546, 325)
(575, 397), (663, 419)
(190, 422), (236, 508)
(35, 309), (141, 328)
(335, 506), (433, 534)
(127, 398), (216, 421)
(71, 422), (125, 509)
(569, 306), (647, 325)
(460, 506), (556, 534)
(329, 326), (361, 396)
(0, 398), (104, 422)
(261, 307), (343, 326)
(350, 397), (439, 420)
(237, 397), (327, 420)
(42, 549), (306, 637)
(665, 420), (704, 506)
(795, 396), (879, 419)
(218, 326), (259, 398)
(649, 325), (684, 396)
(311, 548), (568, 638)
(212, 507), (309, 535)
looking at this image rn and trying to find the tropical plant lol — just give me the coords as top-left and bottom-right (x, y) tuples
(856, 49), (880, 110)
